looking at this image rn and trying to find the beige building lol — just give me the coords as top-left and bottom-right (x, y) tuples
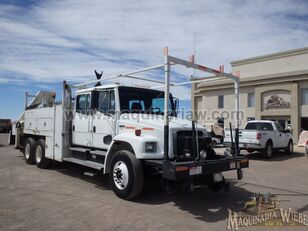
(192, 47), (308, 142)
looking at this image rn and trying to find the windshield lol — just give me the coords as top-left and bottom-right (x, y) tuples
(118, 87), (176, 116)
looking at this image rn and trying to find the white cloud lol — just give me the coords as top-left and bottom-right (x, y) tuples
(0, 0), (308, 100)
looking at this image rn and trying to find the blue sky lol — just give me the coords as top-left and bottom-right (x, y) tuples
(1, 0), (308, 119)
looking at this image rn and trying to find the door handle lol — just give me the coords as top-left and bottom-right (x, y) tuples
(93, 126), (96, 133)
(72, 125), (75, 131)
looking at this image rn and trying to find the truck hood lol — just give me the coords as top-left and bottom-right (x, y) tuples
(119, 114), (205, 131)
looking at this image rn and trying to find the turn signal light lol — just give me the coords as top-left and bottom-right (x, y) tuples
(175, 166), (189, 172)
(135, 129), (141, 136)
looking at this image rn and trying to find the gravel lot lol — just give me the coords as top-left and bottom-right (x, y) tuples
(0, 133), (307, 231)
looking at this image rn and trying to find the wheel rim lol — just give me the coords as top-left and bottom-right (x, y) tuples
(113, 161), (129, 190)
(35, 145), (42, 163)
(25, 143), (31, 160)
(267, 144), (272, 157)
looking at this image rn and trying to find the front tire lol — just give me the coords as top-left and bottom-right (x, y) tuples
(263, 141), (273, 159)
(23, 138), (36, 164)
(35, 139), (51, 169)
(285, 140), (293, 155)
(109, 150), (144, 200)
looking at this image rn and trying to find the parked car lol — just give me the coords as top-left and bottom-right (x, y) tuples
(224, 120), (293, 158)
(0, 119), (11, 133)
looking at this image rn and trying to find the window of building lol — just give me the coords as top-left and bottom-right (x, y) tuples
(301, 88), (308, 105)
(247, 92), (255, 107)
(247, 117), (255, 121)
(218, 95), (224, 108)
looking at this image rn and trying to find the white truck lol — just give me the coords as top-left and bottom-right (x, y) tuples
(224, 120), (293, 158)
(13, 49), (249, 199)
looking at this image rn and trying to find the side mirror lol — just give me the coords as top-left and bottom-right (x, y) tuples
(173, 97), (179, 116)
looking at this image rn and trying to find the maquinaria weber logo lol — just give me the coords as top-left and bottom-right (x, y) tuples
(227, 192), (308, 230)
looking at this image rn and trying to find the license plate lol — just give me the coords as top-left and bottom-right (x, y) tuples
(230, 161), (236, 169)
(239, 144), (245, 148)
(189, 166), (202, 176)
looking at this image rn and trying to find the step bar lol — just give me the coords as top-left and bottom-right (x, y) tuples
(63, 157), (104, 170)
(70, 147), (107, 156)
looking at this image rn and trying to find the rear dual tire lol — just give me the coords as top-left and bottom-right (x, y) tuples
(23, 138), (36, 164)
(23, 138), (51, 168)
(35, 139), (51, 169)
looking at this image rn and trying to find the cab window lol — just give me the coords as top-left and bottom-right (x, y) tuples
(98, 90), (115, 114)
(275, 122), (284, 132)
(76, 94), (90, 114)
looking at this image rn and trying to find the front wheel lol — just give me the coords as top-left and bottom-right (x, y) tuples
(109, 150), (144, 200)
(263, 141), (273, 159)
(285, 140), (293, 155)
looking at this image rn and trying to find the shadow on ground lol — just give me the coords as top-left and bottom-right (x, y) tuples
(39, 159), (254, 223)
(246, 150), (305, 161)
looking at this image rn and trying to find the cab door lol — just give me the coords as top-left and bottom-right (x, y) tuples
(72, 93), (92, 147)
(92, 89), (116, 149)
(274, 122), (288, 148)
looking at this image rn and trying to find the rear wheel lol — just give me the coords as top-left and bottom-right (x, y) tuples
(23, 138), (36, 164)
(35, 139), (51, 169)
(109, 150), (144, 200)
(263, 141), (273, 159)
(285, 140), (293, 155)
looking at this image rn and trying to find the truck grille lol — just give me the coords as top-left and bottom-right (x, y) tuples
(175, 131), (211, 161)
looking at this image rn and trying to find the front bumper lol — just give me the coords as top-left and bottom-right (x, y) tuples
(145, 154), (249, 181)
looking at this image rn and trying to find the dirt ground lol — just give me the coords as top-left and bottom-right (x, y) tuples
(0, 133), (307, 231)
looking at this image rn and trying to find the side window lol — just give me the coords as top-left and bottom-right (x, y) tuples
(218, 95), (224, 108)
(99, 91), (108, 113)
(76, 94), (90, 114)
(275, 122), (284, 132)
(98, 90), (115, 114)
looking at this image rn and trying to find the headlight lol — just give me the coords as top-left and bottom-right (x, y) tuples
(200, 150), (207, 159)
(145, 142), (157, 153)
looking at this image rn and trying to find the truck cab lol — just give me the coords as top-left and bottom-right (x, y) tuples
(72, 84), (210, 161)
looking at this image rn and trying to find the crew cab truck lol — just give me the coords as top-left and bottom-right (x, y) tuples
(14, 49), (249, 199)
(224, 120), (293, 159)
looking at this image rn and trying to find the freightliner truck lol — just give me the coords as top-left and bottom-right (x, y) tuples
(13, 48), (249, 199)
